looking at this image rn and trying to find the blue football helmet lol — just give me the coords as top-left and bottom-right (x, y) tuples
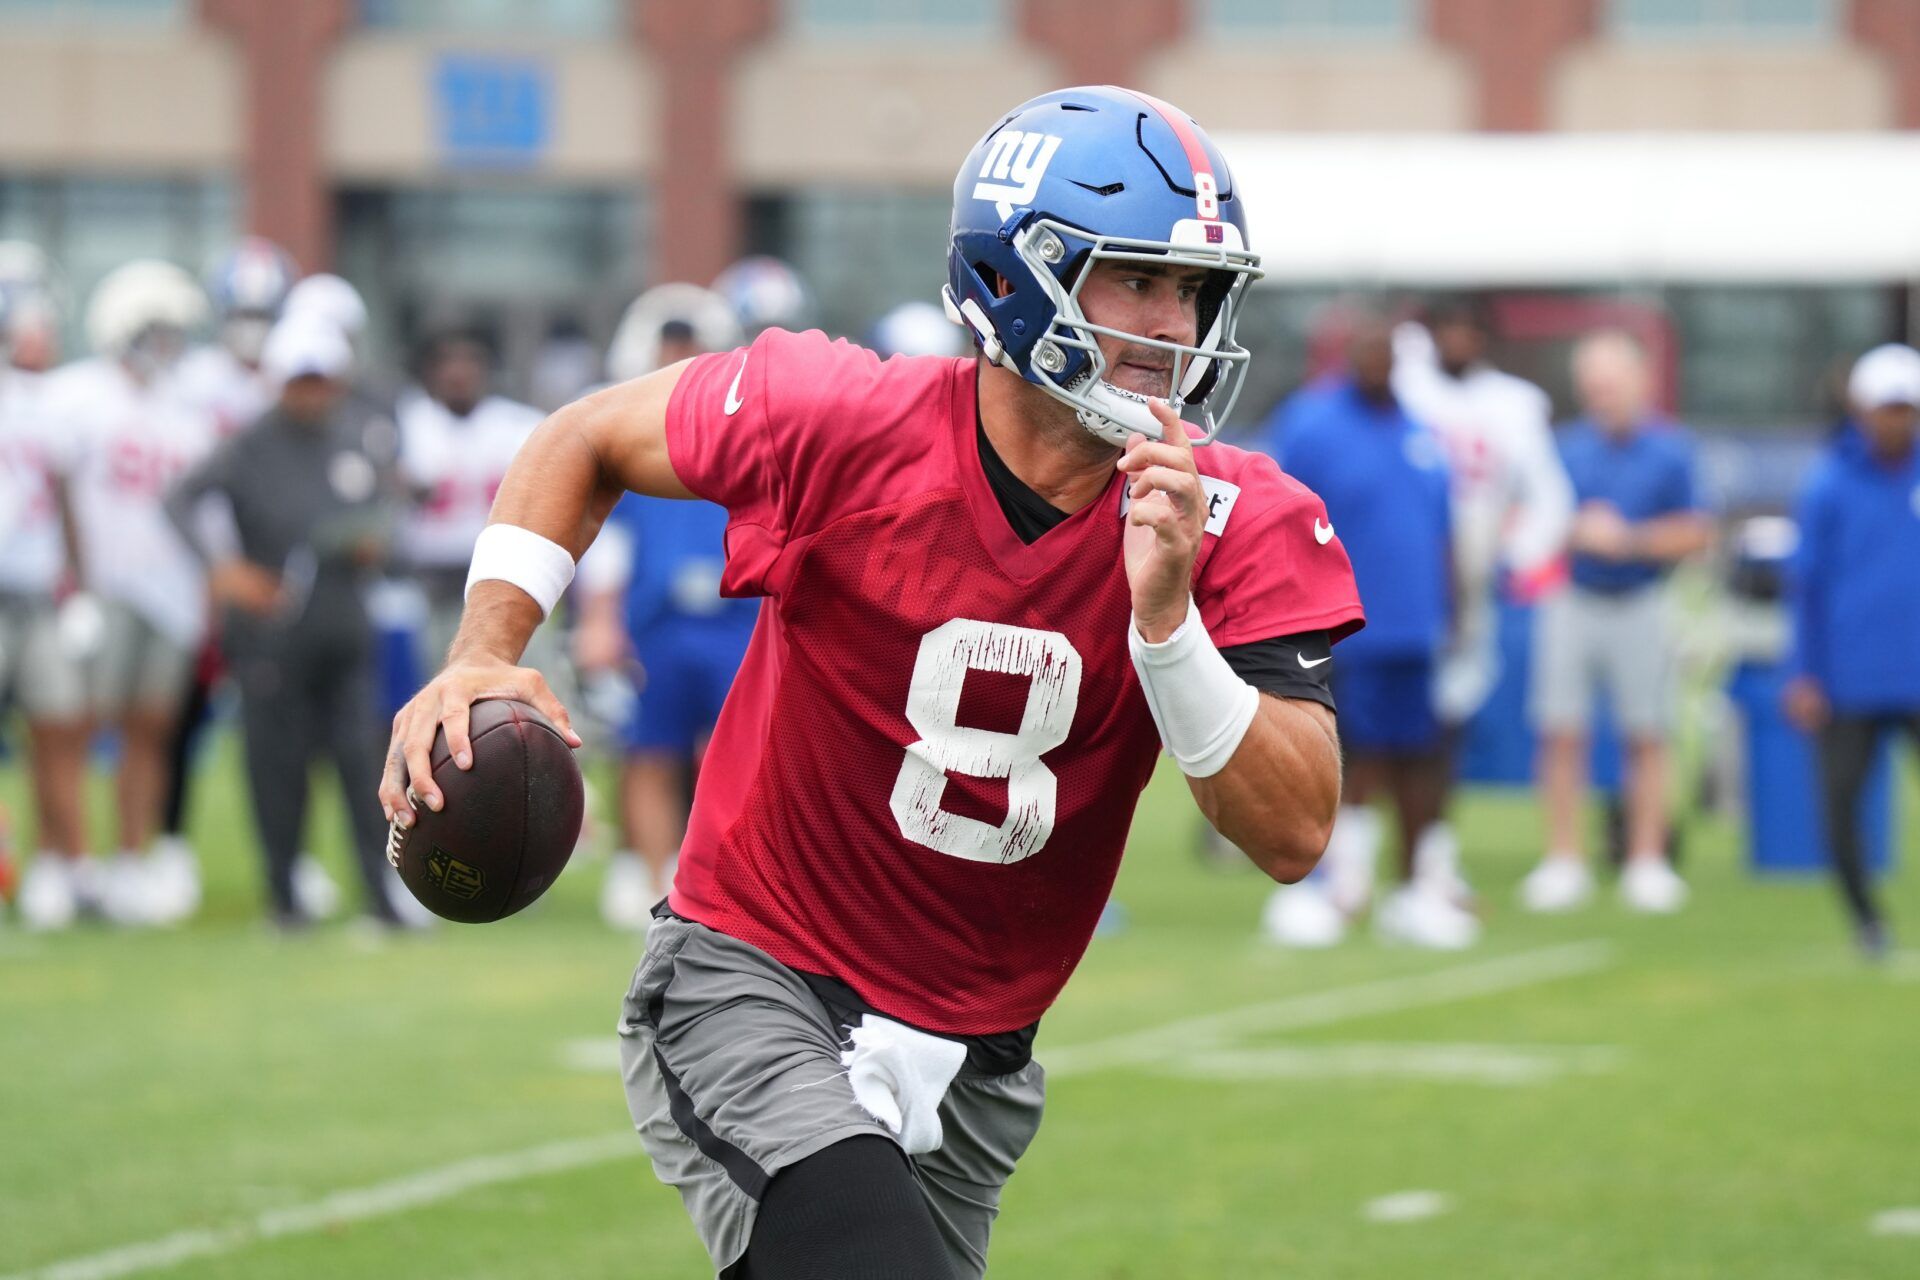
(945, 86), (1263, 446)
(206, 237), (297, 320)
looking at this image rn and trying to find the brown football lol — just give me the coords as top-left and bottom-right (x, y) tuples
(386, 698), (584, 923)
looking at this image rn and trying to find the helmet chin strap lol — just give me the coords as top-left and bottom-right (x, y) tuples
(1073, 377), (1173, 447)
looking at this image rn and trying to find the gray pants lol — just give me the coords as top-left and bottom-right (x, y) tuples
(1530, 584), (1679, 737)
(231, 632), (395, 920)
(617, 916), (1046, 1278)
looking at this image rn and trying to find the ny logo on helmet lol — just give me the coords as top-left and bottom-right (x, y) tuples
(973, 130), (1064, 221)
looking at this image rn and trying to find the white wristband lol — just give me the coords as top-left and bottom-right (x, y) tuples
(1128, 596), (1261, 778)
(465, 523), (576, 620)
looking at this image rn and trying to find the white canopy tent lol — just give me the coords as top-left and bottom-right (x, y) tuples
(1215, 132), (1920, 288)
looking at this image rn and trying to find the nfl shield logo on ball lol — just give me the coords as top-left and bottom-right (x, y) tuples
(426, 848), (486, 901)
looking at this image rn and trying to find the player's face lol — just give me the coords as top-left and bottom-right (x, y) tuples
(1077, 260), (1206, 401)
(1861, 402), (1919, 457)
(280, 373), (342, 424)
(427, 341), (490, 415)
(1432, 318), (1485, 374)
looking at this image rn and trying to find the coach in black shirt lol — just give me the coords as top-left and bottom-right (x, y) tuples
(166, 315), (406, 927)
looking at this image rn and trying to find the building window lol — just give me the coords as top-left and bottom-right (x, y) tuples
(0, 0), (184, 26)
(359, 0), (619, 37)
(1610, 0), (1834, 41)
(787, 0), (1003, 40)
(0, 174), (234, 359)
(1203, 0), (1417, 40)
(334, 185), (642, 394)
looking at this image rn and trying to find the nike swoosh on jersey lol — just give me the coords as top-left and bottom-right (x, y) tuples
(1297, 652), (1332, 669)
(724, 355), (749, 416)
(1314, 518), (1335, 545)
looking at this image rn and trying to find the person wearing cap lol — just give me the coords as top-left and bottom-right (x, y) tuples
(1785, 342), (1920, 959)
(164, 316), (413, 929)
(1522, 331), (1711, 916)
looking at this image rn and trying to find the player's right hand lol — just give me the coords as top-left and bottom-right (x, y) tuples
(379, 659), (582, 826)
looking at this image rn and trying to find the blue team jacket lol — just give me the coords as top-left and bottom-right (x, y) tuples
(1788, 426), (1920, 712)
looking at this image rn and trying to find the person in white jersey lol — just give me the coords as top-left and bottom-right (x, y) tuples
(0, 286), (93, 929)
(1388, 296), (1573, 910)
(35, 260), (217, 926)
(395, 329), (551, 680)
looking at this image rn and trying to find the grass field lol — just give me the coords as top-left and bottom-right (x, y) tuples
(4, 735), (1918, 1279)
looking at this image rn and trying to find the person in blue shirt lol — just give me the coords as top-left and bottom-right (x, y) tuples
(1786, 342), (1920, 959)
(1524, 331), (1712, 917)
(574, 303), (748, 930)
(1257, 314), (1470, 949)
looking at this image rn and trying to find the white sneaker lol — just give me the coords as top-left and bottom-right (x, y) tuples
(1375, 883), (1481, 950)
(600, 853), (656, 932)
(100, 853), (168, 927)
(146, 841), (202, 925)
(1519, 857), (1594, 914)
(292, 852), (342, 920)
(1413, 823), (1475, 907)
(1261, 881), (1346, 948)
(19, 857), (80, 931)
(1620, 858), (1689, 914)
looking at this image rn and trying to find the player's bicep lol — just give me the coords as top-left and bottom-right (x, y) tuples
(568, 361), (699, 502)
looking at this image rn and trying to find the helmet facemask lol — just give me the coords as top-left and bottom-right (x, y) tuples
(1010, 218), (1260, 447)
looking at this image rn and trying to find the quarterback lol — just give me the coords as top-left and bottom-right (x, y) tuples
(383, 87), (1363, 1278)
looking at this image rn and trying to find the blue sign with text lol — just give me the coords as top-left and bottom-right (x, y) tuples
(435, 55), (550, 166)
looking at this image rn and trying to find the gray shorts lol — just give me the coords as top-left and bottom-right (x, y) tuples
(1529, 584), (1678, 737)
(617, 915), (1046, 1279)
(92, 600), (195, 716)
(0, 595), (87, 720)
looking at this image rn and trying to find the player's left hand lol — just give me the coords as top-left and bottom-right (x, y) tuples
(1119, 399), (1204, 642)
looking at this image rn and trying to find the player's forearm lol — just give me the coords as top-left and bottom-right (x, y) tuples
(1629, 513), (1713, 563)
(1187, 697), (1341, 883)
(445, 580), (547, 667)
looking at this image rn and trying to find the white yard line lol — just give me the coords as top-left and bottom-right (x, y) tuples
(1364, 1190), (1451, 1223)
(1043, 940), (1614, 1078)
(1870, 1207), (1920, 1236)
(15, 941), (1613, 1280)
(1164, 1041), (1622, 1087)
(2, 1134), (636, 1280)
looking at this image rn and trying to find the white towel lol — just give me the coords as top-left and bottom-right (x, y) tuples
(840, 1014), (967, 1156)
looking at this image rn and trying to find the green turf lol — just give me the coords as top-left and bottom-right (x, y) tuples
(3, 736), (1917, 1278)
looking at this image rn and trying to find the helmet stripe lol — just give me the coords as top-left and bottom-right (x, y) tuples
(1117, 87), (1220, 222)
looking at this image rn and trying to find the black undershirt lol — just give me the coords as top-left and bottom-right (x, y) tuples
(977, 423), (1336, 709)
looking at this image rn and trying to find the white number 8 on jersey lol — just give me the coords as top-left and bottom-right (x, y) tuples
(889, 618), (1083, 865)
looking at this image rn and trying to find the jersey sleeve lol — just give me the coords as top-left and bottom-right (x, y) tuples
(1194, 452), (1365, 650)
(664, 328), (929, 598)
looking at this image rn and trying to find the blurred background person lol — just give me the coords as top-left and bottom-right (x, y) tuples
(165, 315), (413, 930)
(1525, 332), (1709, 915)
(0, 279), (92, 930)
(1260, 312), (1465, 949)
(1393, 295), (1573, 905)
(0, 241), (63, 375)
(34, 260), (214, 927)
(160, 238), (306, 910)
(868, 299), (969, 361)
(1785, 342), (1920, 959)
(395, 328), (552, 683)
(575, 284), (744, 929)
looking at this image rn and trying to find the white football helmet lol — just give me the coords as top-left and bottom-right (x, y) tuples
(607, 283), (742, 382)
(283, 273), (369, 340)
(85, 259), (208, 361)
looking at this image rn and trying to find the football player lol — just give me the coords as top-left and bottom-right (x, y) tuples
(1390, 297), (1574, 911)
(384, 88), (1362, 1278)
(0, 277), (91, 928)
(395, 329), (555, 687)
(36, 260), (216, 926)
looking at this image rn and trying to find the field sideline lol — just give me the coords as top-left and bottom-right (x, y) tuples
(4, 735), (1917, 1279)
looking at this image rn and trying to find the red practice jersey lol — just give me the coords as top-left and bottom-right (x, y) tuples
(664, 329), (1363, 1035)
